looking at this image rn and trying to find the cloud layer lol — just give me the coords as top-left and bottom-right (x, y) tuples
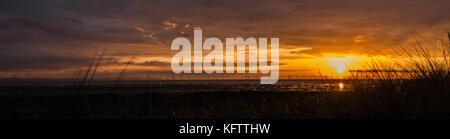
(0, 0), (449, 78)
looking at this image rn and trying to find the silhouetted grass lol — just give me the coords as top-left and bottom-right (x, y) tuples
(114, 50), (140, 86)
(348, 32), (450, 118)
(87, 42), (109, 88)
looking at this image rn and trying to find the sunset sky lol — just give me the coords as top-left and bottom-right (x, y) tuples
(1, 0), (449, 80)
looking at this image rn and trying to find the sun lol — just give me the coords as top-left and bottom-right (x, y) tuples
(336, 66), (346, 74)
(320, 57), (350, 75)
(317, 55), (365, 77)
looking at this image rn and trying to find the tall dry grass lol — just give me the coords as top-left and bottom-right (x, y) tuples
(348, 32), (450, 118)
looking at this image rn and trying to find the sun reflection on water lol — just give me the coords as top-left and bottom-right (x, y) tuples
(338, 82), (344, 89)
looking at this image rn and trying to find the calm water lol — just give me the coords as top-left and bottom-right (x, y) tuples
(0, 79), (352, 96)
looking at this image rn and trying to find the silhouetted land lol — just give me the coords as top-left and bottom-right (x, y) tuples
(0, 79), (448, 119)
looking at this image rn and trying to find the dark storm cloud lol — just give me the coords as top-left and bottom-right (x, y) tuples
(0, 0), (156, 45)
(0, 0), (449, 74)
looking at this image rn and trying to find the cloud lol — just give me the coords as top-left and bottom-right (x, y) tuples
(130, 60), (170, 66)
(162, 21), (177, 30)
(0, 0), (449, 78)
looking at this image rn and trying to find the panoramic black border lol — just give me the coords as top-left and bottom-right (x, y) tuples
(2, 119), (448, 137)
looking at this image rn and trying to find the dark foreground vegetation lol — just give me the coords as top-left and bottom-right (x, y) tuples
(0, 80), (448, 119)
